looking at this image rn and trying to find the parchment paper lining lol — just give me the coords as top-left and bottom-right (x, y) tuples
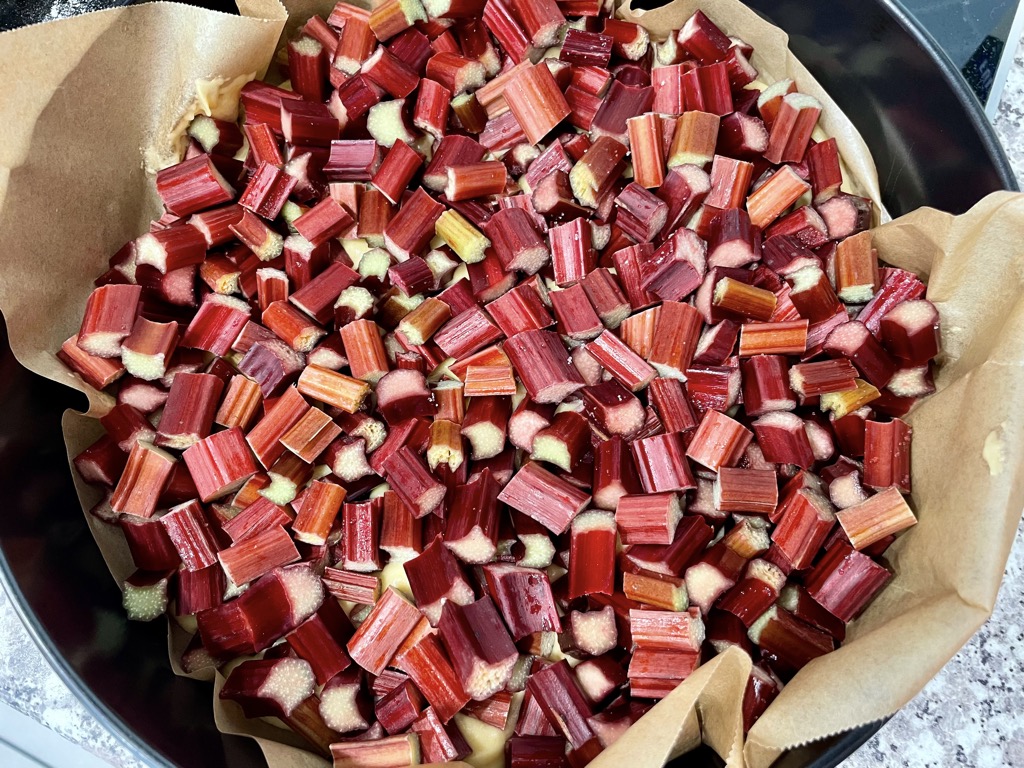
(1, 1), (1021, 766)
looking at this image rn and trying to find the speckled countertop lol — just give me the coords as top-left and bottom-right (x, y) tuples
(1, 22), (1024, 768)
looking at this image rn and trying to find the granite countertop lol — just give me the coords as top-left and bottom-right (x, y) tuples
(2, 22), (1024, 768)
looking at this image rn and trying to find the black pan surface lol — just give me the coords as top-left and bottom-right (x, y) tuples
(0, 1), (1014, 767)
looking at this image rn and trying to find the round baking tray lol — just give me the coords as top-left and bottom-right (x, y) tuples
(0, 1), (1015, 767)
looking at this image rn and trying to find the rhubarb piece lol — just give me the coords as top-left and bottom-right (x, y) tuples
(444, 470), (501, 563)
(549, 283), (602, 342)
(498, 63), (570, 146)
(630, 608), (704, 653)
(579, 268), (630, 331)
(221, 495), (290, 543)
(220, 656), (316, 721)
(548, 217), (596, 286)
(580, 380), (645, 438)
(280, 406), (342, 464)
(326, 140), (382, 183)
(622, 568), (689, 612)
(751, 411), (815, 469)
(585, 330), (656, 392)
(714, 468), (778, 516)
(712, 277), (776, 321)
(330, 734), (421, 768)
(181, 294), (251, 356)
(263, 300), (327, 353)
(346, 586), (422, 676)
(786, 360), (860, 403)
(320, 670), (372, 735)
(879, 299), (941, 364)
(508, 0), (564, 47)
(256, 268), (289, 313)
(323, 568), (381, 605)
(209, 376), (260, 434)
(614, 182), (668, 243)
(246, 386), (309, 469)
(110, 441), (177, 518)
(805, 540), (891, 622)
(413, 78), (453, 139)
(820, 379), (880, 420)
(498, 461), (591, 535)
(297, 365), (371, 413)
(436, 209), (492, 265)
(504, 330), (585, 403)
(135, 226), (207, 275)
(668, 110), (720, 167)
(239, 161), (298, 220)
(686, 409), (752, 472)
(740, 355), (797, 417)
(639, 302), (701, 381)
(863, 418), (912, 493)
(369, 0), (428, 40)
(412, 707), (471, 763)
(807, 138), (843, 202)
(763, 93), (822, 164)
(292, 479), (346, 546)
(339, 497), (382, 573)
(362, 47), (420, 100)
(160, 499), (219, 571)
(338, 319), (388, 384)
(569, 135), (627, 208)
(486, 282), (554, 339)
(425, 51), (487, 96)
(156, 154), (235, 216)
(614, 492), (682, 545)
(834, 231), (879, 303)
(592, 435), (642, 511)
(631, 432), (697, 494)
(718, 558), (787, 627)
(237, 337), (305, 397)
(770, 487), (836, 569)
(286, 600), (354, 687)
(742, 664), (783, 732)
(460, 395), (510, 460)
(74, 434), (128, 487)
(558, 29), (613, 70)
(706, 155), (753, 210)
(684, 541), (747, 614)
(76, 284), (144, 359)
(506, 736), (568, 767)
(569, 607), (618, 657)
(483, 207), (547, 274)
(639, 228), (707, 302)
(427, 418), (465, 472)
(823, 320), (895, 389)
(375, 680), (425, 735)
(567, 511), (616, 599)
(229, 210), (284, 261)
(526, 661), (597, 753)
(406, 536), (475, 624)
(382, 446), (446, 518)
(444, 161), (507, 201)
(218, 523), (301, 586)
(738, 320), (808, 358)
(392, 633), (471, 724)
(746, 166), (810, 229)
(101, 403), (156, 452)
(483, 562), (561, 639)
(437, 597), (518, 699)
(384, 189), (447, 262)
(856, 268), (927, 334)
(836, 485), (917, 550)
(747, 605), (834, 673)
(528, 409), (588, 471)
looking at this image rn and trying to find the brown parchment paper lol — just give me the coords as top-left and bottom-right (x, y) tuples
(2, 0), (1023, 766)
